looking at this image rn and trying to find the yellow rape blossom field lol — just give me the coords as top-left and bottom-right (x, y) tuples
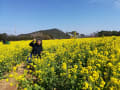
(1, 36), (120, 90)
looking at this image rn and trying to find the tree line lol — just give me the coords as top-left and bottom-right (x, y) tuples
(1, 30), (120, 41)
(96, 31), (120, 37)
(67, 30), (120, 37)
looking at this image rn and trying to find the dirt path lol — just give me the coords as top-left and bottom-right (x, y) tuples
(0, 63), (25, 90)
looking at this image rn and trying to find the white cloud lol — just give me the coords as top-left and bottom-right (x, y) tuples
(114, 0), (120, 8)
(89, 0), (120, 8)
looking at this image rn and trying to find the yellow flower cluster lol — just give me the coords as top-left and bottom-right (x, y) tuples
(0, 41), (30, 78)
(1, 36), (120, 89)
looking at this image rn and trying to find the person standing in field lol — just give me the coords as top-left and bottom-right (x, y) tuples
(30, 38), (43, 56)
(27, 38), (43, 63)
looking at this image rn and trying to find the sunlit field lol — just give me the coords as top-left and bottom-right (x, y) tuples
(0, 36), (120, 90)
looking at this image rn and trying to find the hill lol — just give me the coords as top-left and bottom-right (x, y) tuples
(18, 28), (70, 40)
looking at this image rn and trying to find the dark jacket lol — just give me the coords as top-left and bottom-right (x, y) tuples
(29, 41), (43, 56)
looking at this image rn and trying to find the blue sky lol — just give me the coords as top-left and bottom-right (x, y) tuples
(0, 0), (120, 35)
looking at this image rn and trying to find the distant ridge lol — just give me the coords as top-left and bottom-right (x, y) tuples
(19, 28), (70, 39)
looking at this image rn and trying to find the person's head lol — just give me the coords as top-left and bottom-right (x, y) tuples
(36, 39), (42, 45)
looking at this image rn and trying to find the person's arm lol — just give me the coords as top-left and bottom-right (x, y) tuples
(29, 39), (36, 47)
